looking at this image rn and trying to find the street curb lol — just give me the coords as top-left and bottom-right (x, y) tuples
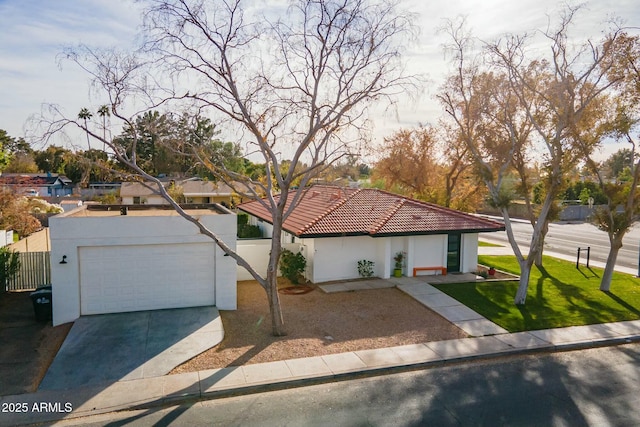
(5, 334), (640, 426)
(129, 334), (640, 409)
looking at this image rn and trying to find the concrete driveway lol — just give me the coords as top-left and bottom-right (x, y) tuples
(39, 306), (223, 390)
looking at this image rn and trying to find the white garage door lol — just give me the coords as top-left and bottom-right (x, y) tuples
(79, 243), (216, 315)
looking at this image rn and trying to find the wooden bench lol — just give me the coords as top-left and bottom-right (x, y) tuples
(413, 266), (447, 277)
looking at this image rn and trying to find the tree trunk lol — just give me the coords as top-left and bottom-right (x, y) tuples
(499, 206), (533, 305)
(266, 216), (286, 336)
(514, 257), (534, 305)
(534, 221), (548, 268)
(600, 236), (623, 292)
(266, 269), (285, 336)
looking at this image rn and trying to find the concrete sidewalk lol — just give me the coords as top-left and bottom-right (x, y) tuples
(3, 318), (640, 426)
(3, 251), (640, 426)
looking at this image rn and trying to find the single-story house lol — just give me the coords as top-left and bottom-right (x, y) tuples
(120, 179), (249, 206)
(238, 185), (504, 283)
(50, 204), (237, 326)
(0, 173), (73, 198)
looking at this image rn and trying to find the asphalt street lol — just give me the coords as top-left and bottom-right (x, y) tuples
(53, 343), (640, 427)
(480, 220), (640, 271)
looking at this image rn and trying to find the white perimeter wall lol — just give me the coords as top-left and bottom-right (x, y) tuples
(50, 207), (237, 326)
(236, 239), (303, 281)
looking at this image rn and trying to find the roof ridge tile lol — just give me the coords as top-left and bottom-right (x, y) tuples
(297, 187), (360, 234)
(367, 197), (405, 235)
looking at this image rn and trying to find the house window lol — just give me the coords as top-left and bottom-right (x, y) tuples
(133, 196), (141, 204)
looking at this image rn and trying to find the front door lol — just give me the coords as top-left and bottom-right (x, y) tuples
(447, 233), (461, 273)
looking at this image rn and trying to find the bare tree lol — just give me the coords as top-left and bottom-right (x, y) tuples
(44, 0), (417, 336)
(574, 32), (640, 292)
(440, 9), (622, 304)
(491, 10), (624, 303)
(438, 20), (530, 303)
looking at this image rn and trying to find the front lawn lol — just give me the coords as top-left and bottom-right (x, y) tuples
(478, 240), (503, 247)
(433, 255), (640, 332)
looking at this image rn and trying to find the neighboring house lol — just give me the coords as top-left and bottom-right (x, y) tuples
(0, 173), (74, 198)
(238, 185), (504, 283)
(120, 179), (250, 206)
(49, 204), (237, 326)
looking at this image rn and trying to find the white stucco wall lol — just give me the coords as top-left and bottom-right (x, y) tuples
(461, 233), (478, 273)
(410, 235), (447, 276)
(236, 239), (303, 281)
(50, 207), (237, 326)
(236, 239), (271, 281)
(311, 236), (384, 283)
(301, 233), (476, 283)
(300, 238), (314, 281)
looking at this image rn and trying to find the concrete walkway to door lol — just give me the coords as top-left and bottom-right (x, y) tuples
(39, 306), (223, 390)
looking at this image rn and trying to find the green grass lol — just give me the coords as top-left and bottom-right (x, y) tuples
(478, 240), (503, 247)
(433, 255), (640, 332)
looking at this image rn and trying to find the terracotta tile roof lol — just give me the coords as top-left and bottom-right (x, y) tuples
(238, 185), (504, 237)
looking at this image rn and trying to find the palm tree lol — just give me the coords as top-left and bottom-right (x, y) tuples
(78, 108), (93, 150)
(97, 105), (110, 151)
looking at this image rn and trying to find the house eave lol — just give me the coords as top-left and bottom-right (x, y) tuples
(297, 231), (371, 239)
(369, 227), (505, 238)
(298, 227), (505, 239)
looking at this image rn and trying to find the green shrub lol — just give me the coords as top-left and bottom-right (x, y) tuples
(237, 213), (249, 226)
(0, 247), (20, 292)
(238, 224), (262, 238)
(94, 192), (118, 204)
(357, 260), (375, 278)
(279, 248), (306, 284)
(236, 213), (262, 238)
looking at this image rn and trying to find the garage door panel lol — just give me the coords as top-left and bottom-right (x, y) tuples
(80, 243), (215, 315)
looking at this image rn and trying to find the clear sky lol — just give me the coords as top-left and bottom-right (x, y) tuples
(1, 0), (639, 160)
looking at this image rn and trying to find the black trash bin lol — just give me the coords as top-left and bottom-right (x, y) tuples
(30, 286), (52, 322)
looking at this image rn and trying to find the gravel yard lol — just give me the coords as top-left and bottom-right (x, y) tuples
(171, 279), (467, 373)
